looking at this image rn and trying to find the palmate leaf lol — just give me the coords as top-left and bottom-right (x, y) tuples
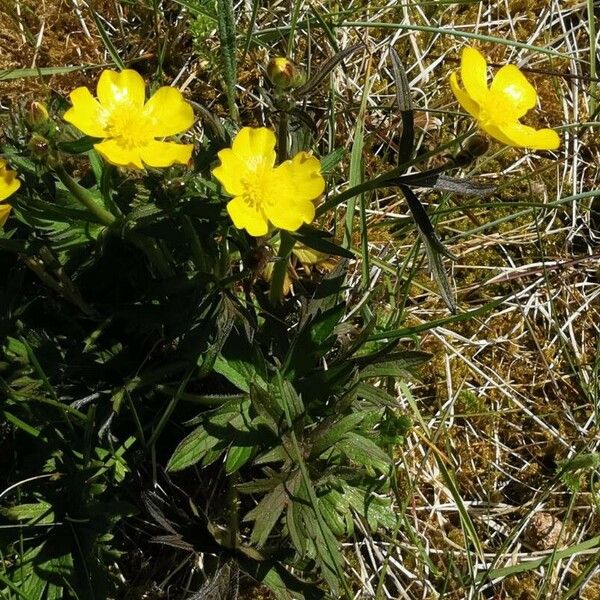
(319, 489), (353, 537)
(167, 398), (250, 471)
(244, 483), (288, 547)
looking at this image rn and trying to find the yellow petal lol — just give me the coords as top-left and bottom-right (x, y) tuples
(139, 140), (193, 167)
(231, 127), (276, 172)
(0, 163), (21, 202)
(212, 148), (251, 196)
(478, 121), (516, 146)
(490, 64), (537, 120)
(227, 196), (269, 237)
(264, 151), (325, 203)
(460, 47), (489, 105)
(266, 199), (315, 232)
(0, 203), (12, 226)
(263, 151), (323, 231)
(64, 87), (109, 137)
(142, 86), (195, 137)
(450, 71), (481, 118)
(94, 139), (144, 169)
(97, 69), (146, 110)
(496, 122), (560, 150)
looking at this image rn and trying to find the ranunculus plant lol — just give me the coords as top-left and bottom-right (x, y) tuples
(0, 44), (561, 599)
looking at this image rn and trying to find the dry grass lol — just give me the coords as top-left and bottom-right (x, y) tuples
(1, 0), (599, 598)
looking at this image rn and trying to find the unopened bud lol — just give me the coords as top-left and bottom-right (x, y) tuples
(26, 101), (50, 127)
(266, 57), (305, 90)
(28, 134), (49, 158)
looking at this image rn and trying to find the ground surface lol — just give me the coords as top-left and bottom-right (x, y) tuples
(1, 0), (599, 598)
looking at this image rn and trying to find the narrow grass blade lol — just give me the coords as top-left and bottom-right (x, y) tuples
(390, 47), (414, 167)
(216, 0), (239, 122)
(295, 43), (363, 98)
(89, 7), (125, 69)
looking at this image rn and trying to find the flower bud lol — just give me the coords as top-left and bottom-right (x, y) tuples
(266, 57), (305, 90)
(26, 101), (50, 127)
(28, 134), (50, 158)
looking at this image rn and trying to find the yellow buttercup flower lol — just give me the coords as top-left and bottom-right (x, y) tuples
(0, 158), (21, 227)
(64, 69), (195, 169)
(450, 47), (560, 150)
(212, 127), (325, 237)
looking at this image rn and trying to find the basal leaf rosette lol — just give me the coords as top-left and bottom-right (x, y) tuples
(0, 159), (21, 227)
(64, 69), (195, 169)
(212, 127), (325, 237)
(450, 47), (560, 150)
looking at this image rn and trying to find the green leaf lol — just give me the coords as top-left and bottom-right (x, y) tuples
(272, 374), (305, 423)
(319, 493), (349, 537)
(390, 47), (414, 167)
(168, 399), (251, 471)
(358, 350), (431, 379)
(336, 432), (392, 473)
(224, 445), (253, 474)
(58, 136), (100, 154)
(214, 354), (255, 393)
(1, 502), (54, 524)
(238, 555), (324, 599)
(311, 411), (371, 456)
(249, 383), (283, 431)
(344, 484), (397, 530)
(166, 424), (220, 472)
(244, 484), (287, 547)
(399, 184), (457, 312)
(355, 382), (398, 407)
(320, 148), (345, 174)
(216, 0), (239, 121)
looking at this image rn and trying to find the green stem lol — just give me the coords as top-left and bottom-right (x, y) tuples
(181, 214), (208, 272)
(269, 231), (295, 305)
(277, 108), (289, 163)
(55, 166), (116, 226)
(226, 473), (239, 549)
(56, 166), (174, 277)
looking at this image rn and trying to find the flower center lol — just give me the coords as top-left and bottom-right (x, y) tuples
(240, 172), (272, 221)
(104, 104), (152, 149)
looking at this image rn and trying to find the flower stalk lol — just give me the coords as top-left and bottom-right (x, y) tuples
(269, 231), (296, 305)
(55, 165), (116, 226)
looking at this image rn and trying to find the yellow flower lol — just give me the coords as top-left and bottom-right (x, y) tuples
(0, 158), (21, 227)
(450, 47), (560, 150)
(212, 127), (325, 237)
(64, 69), (195, 169)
